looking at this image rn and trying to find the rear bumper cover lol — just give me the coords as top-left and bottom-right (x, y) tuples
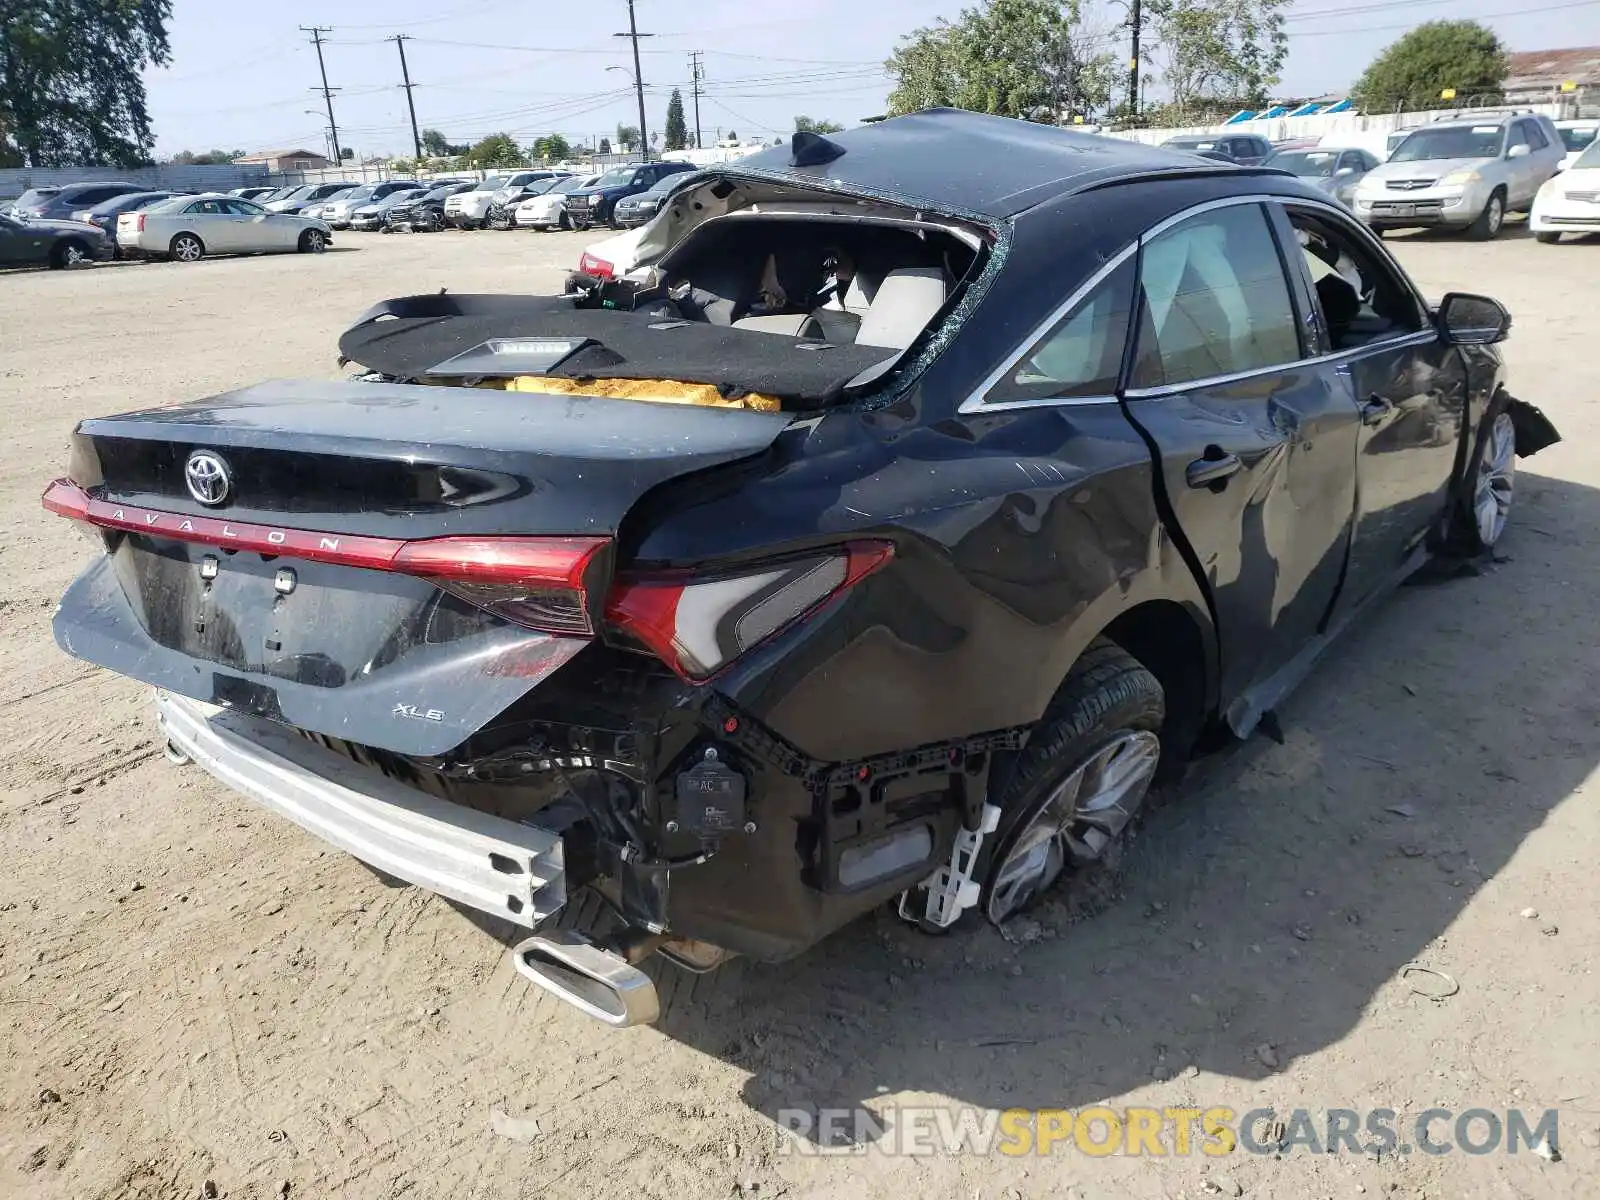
(155, 689), (567, 927)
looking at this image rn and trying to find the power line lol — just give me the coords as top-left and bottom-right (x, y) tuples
(390, 35), (423, 159)
(299, 26), (344, 163)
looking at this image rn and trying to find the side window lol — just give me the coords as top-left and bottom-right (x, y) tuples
(987, 257), (1136, 403)
(1524, 121), (1549, 151)
(191, 200), (223, 215)
(1287, 205), (1424, 351)
(1130, 203), (1301, 389)
(1506, 123), (1530, 153)
(1336, 151), (1360, 173)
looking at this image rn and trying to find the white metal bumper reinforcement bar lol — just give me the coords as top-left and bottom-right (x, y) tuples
(154, 689), (566, 927)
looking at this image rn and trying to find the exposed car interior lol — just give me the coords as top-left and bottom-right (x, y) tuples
(1288, 209), (1424, 351)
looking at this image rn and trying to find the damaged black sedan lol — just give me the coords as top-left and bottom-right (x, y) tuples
(45, 110), (1558, 1027)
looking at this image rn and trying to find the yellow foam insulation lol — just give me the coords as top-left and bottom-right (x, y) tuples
(501, 375), (783, 412)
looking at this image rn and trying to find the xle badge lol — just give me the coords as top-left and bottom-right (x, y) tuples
(393, 704), (445, 722)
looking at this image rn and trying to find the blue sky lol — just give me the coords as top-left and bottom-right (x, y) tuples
(145, 0), (1600, 158)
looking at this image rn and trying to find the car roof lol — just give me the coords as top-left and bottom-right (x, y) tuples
(728, 108), (1262, 219)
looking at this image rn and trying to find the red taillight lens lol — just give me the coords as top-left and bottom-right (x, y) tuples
(40, 479), (610, 638)
(392, 535), (608, 636)
(133, 214), (146, 232)
(605, 542), (894, 681)
(578, 251), (614, 279)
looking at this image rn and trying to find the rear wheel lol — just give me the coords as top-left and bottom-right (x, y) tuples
(982, 641), (1165, 925)
(1465, 190), (1506, 241)
(50, 239), (90, 269)
(169, 233), (204, 263)
(298, 228), (327, 254)
(1534, 231), (1561, 245)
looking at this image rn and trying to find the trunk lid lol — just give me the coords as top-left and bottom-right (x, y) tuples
(51, 378), (792, 755)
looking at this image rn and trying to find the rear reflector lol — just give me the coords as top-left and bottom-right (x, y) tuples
(41, 478), (608, 636)
(605, 542), (894, 681)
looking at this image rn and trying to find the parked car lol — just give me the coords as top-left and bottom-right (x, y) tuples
(228, 187), (278, 201)
(1554, 118), (1599, 172)
(445, 172), (569, 229)
(10, 181), (144, 221)
(1264, 146), (1379, 207)
(1160, 133), (1273, 165)
(385, 182), (476, 233)
(317, 180), (420, 229)
(42, 112), (1559, 1029)
(1531, 137), (1600, 243)
(611, 172), (698, 228)
(348, 187), (430, 232)
(298, 188), (357, 221)
(74, 191), (187, 255)
(563, 160), (698, 229)
(515, 174), (600, 230)
(117, 193), (331, 262)
(1353, 111), (1566, 238)
(265, 183), (355, 215)
(486, 178), (566, 229)
(0, 210), (112, 268)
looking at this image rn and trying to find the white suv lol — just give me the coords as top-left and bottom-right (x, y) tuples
(1352, 111), (1566, 239)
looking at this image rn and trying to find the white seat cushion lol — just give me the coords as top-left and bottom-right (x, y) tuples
(853, 268), (946, 350)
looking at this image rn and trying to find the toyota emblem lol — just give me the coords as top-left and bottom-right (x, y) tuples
(184, 450), (232, 507)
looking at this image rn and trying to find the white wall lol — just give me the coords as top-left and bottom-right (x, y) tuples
(1104, 103), (1564, 150)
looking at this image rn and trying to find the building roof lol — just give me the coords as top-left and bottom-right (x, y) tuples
(730, 107), (1231, 219)
(233, 148), (329, 163)
(1505, 47), (1600, 88)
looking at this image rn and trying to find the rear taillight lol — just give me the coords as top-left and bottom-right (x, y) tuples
(578, 252), (614, 279)
(393, 536), (607, 636)
(133, 214), (146, 232)
(605, 542), (894, 681)
(41, 479), (608, 638)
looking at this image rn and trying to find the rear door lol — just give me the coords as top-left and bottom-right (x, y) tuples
(1119, 198), (1363, 725)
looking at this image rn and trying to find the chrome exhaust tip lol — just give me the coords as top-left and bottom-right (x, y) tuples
(510, 929), (660, 1027)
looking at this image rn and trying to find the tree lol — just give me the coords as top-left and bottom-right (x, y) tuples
(421, 128), (452, 157)
(171, 148), (243, 166)
(665, 89), (689, 151)
(530, 133), (572, 162)
(794, 116), (845, 134)
(598, 136), (613, 155)
(726, 130), (738, 142)
(616, 124), (640, 153)
(885, 1), (1119, 122)
(1145, 0), (1290, 118)
(465, 133), (524, 168)
(1351, 20), (1508, 112)
(0, 0), (173, 167)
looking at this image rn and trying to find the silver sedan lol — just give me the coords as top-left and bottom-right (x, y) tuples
(117, 194), (332, 262)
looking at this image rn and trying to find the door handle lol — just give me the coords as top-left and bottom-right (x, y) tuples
(1185, 452), (1242, 489)
(1360, 394), (1394, 426)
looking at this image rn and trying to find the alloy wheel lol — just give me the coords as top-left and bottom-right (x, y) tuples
(173, 236), (202, 262)
(305, 230), (326, 253)
(985, 730), (1161, 924)
(62, 243), (86, 267)
(1486, 195), (1504, 236)
(1474, 411), (1516, 547)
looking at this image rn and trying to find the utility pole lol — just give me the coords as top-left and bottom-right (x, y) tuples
(390, 35), (423, 160)
(613, 0), (653, 162)
(1127, 0), (1142, 119)
(301, 26), (344, 164)
(689, 50), (705, 149)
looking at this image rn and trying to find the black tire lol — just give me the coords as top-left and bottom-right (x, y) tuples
(168, 232), (204, 263)
(558, 211), (572, 231)
(297, 228), (327, 254)
(1445, 392), (1517, 556)
(1534, 231), (1561, 245)
(979, 640), (1166, 926)
(1464, 189), (1506, 241)
(49, 238), (90, 269)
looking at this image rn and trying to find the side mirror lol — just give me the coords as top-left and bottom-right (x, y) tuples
(1507, 144), (1531, 159)
(1335, 166), (1355, 177)
(1438, 292), (1511, 345)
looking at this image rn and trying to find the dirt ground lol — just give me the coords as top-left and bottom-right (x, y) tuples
(1, 222), (1597, 1200)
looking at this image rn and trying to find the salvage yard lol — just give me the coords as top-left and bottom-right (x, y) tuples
(2, 226), (1598, 1200)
